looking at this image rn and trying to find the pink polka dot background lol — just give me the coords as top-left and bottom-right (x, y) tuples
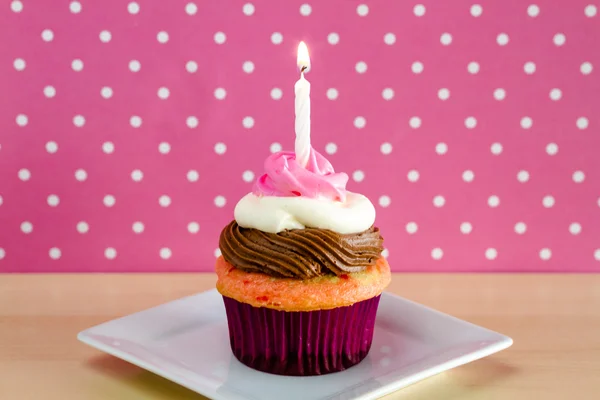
(1, 1), (599, 273)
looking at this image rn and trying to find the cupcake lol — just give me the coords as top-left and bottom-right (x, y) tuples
(215, 41), (390, 376)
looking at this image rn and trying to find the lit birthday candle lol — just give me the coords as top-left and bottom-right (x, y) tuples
(294, 41), (311, 168)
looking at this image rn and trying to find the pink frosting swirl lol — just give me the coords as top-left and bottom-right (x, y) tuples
(253, 147), (349, 202)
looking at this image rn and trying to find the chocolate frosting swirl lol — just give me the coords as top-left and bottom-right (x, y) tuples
(219, 220), (384, 279)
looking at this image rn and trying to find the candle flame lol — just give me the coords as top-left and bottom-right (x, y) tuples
(297, 41), (311, 72)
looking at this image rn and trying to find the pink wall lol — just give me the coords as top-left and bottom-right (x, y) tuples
(1, 1), (599, 273)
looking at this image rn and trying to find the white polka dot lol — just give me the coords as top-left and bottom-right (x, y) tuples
(74, 169), (87, 181)
(380, 142), (392, 155)
(524, 61), (536, 74)
(407, 170), (420, 182)
(103, 195), (116, 207)
(102, 142), (115, 154)
(413, 4), (426, 16)
(16, 114), (28, 127)
(465, 116), (477, 129)
(326, 88), (339, 100)
(186, 61), (198, 73)
(546, 142), (558, 155)
(381, 248), (389, 258)
(21, 221), (33, 234)
(71, 59), (83, 71)
(105, 248), (117, 260)
(438, 88), (450, 100)
(572, 170), (585, 183)
(187, 170), (199, 182)
(325, 143), (337, 154)
(585, 5), (597, 17)
(354, 116), (366, 129)
(49, 247), (61, 260)
(160, 248), (172, 260)
(485, 248), (498, 260)
(127, 2), (140, 14)
(517, 170), (530, 183)
(542, 195), (555, 208)
(157, 87), (170, 99)
(460, 222), (473, 234)
(46, 141), (58, 153)
(77, 221), (89, 234)
(157, 31), (169, 43)
(433, 195), (445, 207)
(440, 33), (452, 45)
(497, 33), (509, 46)
(18, 168), (31, 181)
(267, 31), (283, 45)
(270, 142), (282, 153)
(270, 88), (282, 100)
(406, 222), (418, 234)
(214, 142), (227, 155)
(488, 195), (500, 207)
(185, 2), (197, 15)
(353, 170), (365, 182)
(47, 194), (59, 207)
(159, 195), (171, 207)
(188, 222), (200, 234)
(514, 222), (527, 234)
(521, 116), (533, 129)
(299, 4), (312, 16)
(214, 195), (226, 207)
(493, 88), (506, 101)
(158, 142), (171, 154)
(355, 61), (368, 74)
(549, 88), (562, 101)
(131, 169), (143, 182)
(99, 30), (111, 43)
(384, 33), (396, 45)
(576, 117), (589, 130)
(11, 1), (23, 13)
(44, 86), (56, 98)
(242, 170), (255, 183)
(468, 61), (480, 74)
(242, 116), (255, 129)
(243, 3), (255, 15)
(462, 170), (475, 182)
(214, 248), (222, 258)
(382, 88), (394, 100)
(357, 4), (369, 16)
(70, 1), (82, 13)
(527, 4), (540, 17)
(379, 195), (391, 207)
(129, 60), (141, 72)
(214, 31), (226, 44)
(431, 248), (443, 260)
(327, 32), (339, 45)
(409, 116), (422, 129)
(14, 58), (26, 71)
(73, 115), (85, 127)
(243, 61), (255, 73)
(553, 33), (566, 46)
(470, 4), (482, 17)
(435, 142), (448, 155)
(581, 62), (593, 75)
(539, 248), (552, 260)
(130, 116), (142, 128)
(569, 222), (582, 235)
(595, 249), (600, 261)
(101, 87), (113, 99)
(491, 142), (503, 155)
(411, 61), (424, 74)
(0, 248), (4, 260)
(42, 29), (54, 42)
(132, 221), (144, 233)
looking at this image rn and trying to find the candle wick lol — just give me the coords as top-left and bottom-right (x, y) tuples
(301, 66), (308, 73)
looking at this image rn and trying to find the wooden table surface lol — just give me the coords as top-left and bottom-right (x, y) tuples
(1, 273), (599, 400)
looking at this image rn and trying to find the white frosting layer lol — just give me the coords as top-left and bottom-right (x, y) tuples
(233, 192), (376, 234)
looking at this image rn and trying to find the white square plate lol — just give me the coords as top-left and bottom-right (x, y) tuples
(78, 289), (512, 400)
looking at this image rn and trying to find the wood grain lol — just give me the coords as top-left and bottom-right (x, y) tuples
(1, 273), (599, 399)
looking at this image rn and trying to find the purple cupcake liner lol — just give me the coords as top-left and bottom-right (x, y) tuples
(222, 295), (381, 376)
